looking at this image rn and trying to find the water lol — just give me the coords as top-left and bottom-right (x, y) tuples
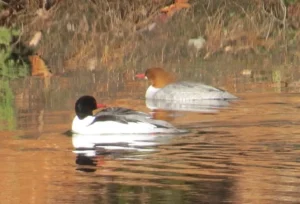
(1, 71), (300, 203)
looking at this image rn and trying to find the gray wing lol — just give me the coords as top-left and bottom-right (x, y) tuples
(154, 81), (237, 100)
(95, 107), (149, 117)
(93, 107), (175, 128)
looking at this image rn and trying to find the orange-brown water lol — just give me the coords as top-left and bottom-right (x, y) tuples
(1, 71), (300, 203)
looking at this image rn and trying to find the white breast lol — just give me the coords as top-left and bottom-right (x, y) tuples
(145, 85), (161, 98)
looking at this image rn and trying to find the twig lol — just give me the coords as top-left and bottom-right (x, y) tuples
(279, 0), (287, 37)
(161, 43), (166, 63)
(232, 1), (259, 33)
(0, 0), (8, 5)
(279, 0), (287, 54)
(11, 24), (24, 48)
(262, 2), (285, 25)
(265, 20), (274, 40)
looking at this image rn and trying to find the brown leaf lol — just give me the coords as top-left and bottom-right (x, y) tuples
(160, 2), (190, 17)
(176, 0), (189, 3)
(29, 31), (42, 47)
(176, 2), (191, 9)
(28, 55), (52, 77)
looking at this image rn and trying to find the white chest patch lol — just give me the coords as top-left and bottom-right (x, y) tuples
(146, 85), (160, 98)
(72, 116), (95, 133)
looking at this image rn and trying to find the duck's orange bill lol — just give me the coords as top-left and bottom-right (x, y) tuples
(97, 103), (107, 108)
(135, 73), (145, 79)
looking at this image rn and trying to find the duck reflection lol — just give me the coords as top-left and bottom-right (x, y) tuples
(75, 155), (98, 172)
(72, 133), (178, 172)
(146, 98), (233, 113)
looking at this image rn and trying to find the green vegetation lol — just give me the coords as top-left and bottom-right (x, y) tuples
(0, 27), (29, 79)
(0, 27), (30, 130)
(285, 0), (297, 5)
(0, 80), (16, 130)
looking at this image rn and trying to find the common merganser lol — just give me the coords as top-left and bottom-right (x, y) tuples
(72, 95), (186, 134)
(136, 67), (237, 100)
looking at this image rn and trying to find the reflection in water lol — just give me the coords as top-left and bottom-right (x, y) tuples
(75, 155), (98, 172)
(146, 98), (233, 113)
(72, 133), (167, 151)
(2, 71), (300, 203)
(71, 132), (235, 203)
(0, 81), (16, 130)
(72, 133), (179, 172)
(70, 131), (233, 203)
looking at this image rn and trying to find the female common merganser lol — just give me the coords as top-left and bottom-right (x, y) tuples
(72, 95), (186, 134)
(136, 67), (237, 100)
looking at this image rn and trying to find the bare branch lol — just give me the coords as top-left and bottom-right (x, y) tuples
(262, 2), (285, 25)
(0, 0), (8, 5)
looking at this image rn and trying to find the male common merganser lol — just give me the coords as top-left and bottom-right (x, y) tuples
(72, 95), (186, 134)
(136, 67), (237, 100)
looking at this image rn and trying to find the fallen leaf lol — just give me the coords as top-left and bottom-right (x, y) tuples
(176, 2), (191, 9)
(160, 1), (190, 17)
(160, 4), (176, 13)
(29, 31), (42, 47)
(176, 0), (189, 3)
(29, 55), (52, 77)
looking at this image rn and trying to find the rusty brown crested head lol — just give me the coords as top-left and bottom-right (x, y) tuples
(144, 67), (176, 88)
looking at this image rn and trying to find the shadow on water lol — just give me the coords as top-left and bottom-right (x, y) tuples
(0, 69), (300, 203)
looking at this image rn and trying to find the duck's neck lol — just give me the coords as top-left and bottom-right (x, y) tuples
(146, 85), (161, 98)
(76, 111), (93, 119)
(152, 73), (176, 88)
